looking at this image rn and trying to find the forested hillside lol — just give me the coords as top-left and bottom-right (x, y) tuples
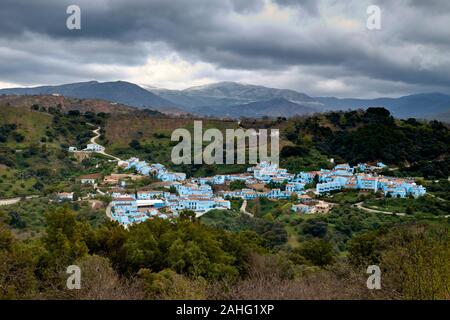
(277, 108), (450, 178)
(1, 101), (449, 300)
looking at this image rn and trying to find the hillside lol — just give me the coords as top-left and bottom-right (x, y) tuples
(316, 93), (450, 120)
(1, 103), (449, 301)
(0, 103), (115, 198)
(153, 81), (316, 108)
(100, 106), (450, 178)
(0, 81), (186, 115)
(0, 95), (136, 114)
(153, 82), (450, 120)
(192, 97), (318, 118)
(275, 108), (450, 178)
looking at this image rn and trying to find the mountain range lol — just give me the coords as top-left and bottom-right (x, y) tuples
(1, 80), (449, 121)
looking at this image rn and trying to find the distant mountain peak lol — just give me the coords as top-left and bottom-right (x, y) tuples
(0, 80), (185, 115)
(1, 80), (448, 121)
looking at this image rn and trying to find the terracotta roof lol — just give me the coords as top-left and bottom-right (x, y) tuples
(79, 173), (102, 180)
(112, 197), (136, 202)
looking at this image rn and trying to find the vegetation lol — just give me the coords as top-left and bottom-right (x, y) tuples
(364, 195), (450, 216)
(0, 104), (449, 300)
(229, 180), (247, 190)
(282, 108), (450, 177)
(0, 203), (448, 299)
(0, 106), (112, 198)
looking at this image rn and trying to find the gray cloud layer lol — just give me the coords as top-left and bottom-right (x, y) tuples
(0, 0), (449, 97)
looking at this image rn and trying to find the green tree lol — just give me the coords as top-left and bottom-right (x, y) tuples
(230, 180), (247, 190)
(42, 207), (89, 269)
(299, 239), (334, 267)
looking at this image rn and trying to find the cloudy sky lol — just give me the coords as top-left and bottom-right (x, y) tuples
(0, 0), (449, 98)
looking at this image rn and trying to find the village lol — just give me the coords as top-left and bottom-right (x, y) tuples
(58, 146), (427, 227)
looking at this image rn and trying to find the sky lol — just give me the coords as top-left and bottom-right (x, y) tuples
(0, 0), (449, 98)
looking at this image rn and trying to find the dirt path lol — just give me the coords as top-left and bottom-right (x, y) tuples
(240, 200), (254, 217)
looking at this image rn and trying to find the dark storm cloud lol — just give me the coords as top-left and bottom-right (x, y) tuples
(0, 0), (449, 96)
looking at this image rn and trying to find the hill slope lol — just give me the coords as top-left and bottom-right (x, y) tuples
(316, 93), (450, 120)
(0, 95), (137, 114)
(2, 81), (449, 120)
(192, 97), (317, 118)
(151, 81), (319, 110)
(0, 81), (185, 114)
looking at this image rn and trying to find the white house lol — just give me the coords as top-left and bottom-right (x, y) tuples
(79, 173), (102, 185)
(57, 192), (74, 201)
(84, 143), (105, 152)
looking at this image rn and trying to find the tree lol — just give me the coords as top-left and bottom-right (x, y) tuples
(137, 268), (206, 299)
(380, 224), (450, 299)
(290, 192), (298, 202)
(348, 232), (380, 268)
(179, 210), (197, 222)
(299, 239), (334, 267)
(301, 219), (328, 238)
(129, 139), (141, 150)
(406, 205), (415, 215)
(42, 207), (89, 269)
(230, 180), (247, 190)
(0, 223), (37, 299)
(68, 255), (143, 300)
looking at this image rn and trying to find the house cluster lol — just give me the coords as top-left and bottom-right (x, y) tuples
(291, 195), (332, 214)
(109, 158), (232, 226)
(313, 163), (426, 198)
(104, 158), (425, 226)
(122, 157), (186, 182)
(248, 161), (294, 182)
(110, 188), (231, 227)
(221, 187), (296, 200)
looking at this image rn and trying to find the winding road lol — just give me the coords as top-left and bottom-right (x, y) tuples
(354, 201), (449, 219)
(88, 126), (121, 161)
(0, 195), (39, 206)
(240, 200), (254, 217)
(354, 201), (406, 216)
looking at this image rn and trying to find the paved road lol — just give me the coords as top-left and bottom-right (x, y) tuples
(355, 201), (449, 219)
(0, 197), (21, 206)
(355, 201), (406, 216)
(427, 193), (447, 202)
(240, 200), (254, 217)
(105, 202), (113, 220)
(89, 126), (122, 161)
(0, 195), (39, 206)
